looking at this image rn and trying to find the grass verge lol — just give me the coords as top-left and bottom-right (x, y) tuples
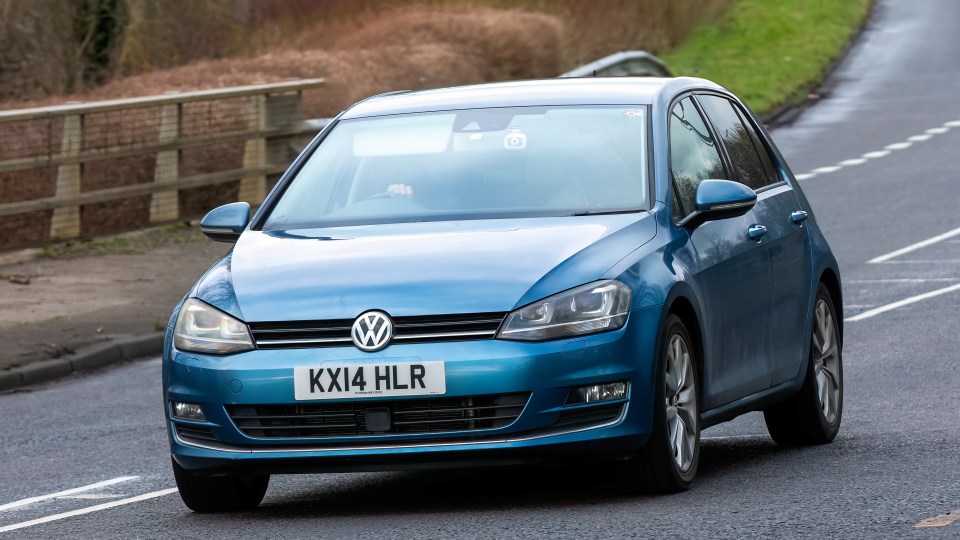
(663, 0), (872, 115)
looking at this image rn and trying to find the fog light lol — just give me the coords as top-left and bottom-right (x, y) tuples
(567, 381), (627, 405)
(171, 401), (206, 421)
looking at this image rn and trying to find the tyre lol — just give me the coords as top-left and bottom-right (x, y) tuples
(618, 314), (700, 494)
(172, 458), (269, 512)
(763, 282), (843, 445)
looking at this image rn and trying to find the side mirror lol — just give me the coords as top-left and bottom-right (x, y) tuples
(200, 202), (251, 243)
(679, 179), (756, 228)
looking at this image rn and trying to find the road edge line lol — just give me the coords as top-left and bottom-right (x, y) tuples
(0, 488), (177, 533)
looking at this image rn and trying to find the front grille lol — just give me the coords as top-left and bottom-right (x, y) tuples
(551, 403), (624, 429)
(228, 393), (529, 439)
(249, 312), (506, 349)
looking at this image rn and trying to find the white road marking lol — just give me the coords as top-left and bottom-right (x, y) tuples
(796, 116), (957, 181)
(59, 494), (125, 500)
(867, 226), (960, 263)
(875, 259), (960, 264)
(0, 488), (177, 534)
(845, 282), (960, 322)
(915, 508), (960, 528)
(884, 142), (912, 151)
(847, 278), (960, 284)
(0, 476), (138, 512)
(839, 158), (867, 166)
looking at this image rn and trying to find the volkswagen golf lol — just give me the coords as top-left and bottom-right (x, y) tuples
(164, 77), (843, 512)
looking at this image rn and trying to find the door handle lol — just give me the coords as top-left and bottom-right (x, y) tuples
(790, 210), (809, 224)
(748, 224), (768, 240)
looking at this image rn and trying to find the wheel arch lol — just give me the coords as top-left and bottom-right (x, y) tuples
(818, 267), (843, 346)
(663, 285), (707, 399)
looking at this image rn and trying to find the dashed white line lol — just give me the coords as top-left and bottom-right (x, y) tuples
(795, 116), (957, 181)
(867, 226), (960, 263)
(839, 158), (867, 166)
(0, 488), (177, 534)
(0, 476), (138, 512)
(884, 142), (912, 151)
(845, 282), (960, 322)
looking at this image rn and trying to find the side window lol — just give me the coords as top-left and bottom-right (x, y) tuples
(669, 97), (726, 218)
(697, 95), (777, 190)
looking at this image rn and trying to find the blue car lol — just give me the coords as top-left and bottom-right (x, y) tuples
(164, 77), (843, 512)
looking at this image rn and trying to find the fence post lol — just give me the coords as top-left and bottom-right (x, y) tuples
(149, 102), (181, 222)
(49, 114), (83, 240)
(238, 95), (267, 204)
(239, 90), (303, 204)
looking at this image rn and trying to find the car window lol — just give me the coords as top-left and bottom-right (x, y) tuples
(669, 97), (726, 218)
(697, 95), (777, 190)
(261, 106), (649, 230)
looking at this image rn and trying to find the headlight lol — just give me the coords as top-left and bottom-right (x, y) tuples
(498, 280), (631, 341)
(174, 298), (254, 354)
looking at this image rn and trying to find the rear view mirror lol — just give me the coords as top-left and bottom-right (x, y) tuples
(200, 202), (251, 243)
(679, 179), (757, 228)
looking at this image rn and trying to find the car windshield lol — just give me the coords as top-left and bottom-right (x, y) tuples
(261, 105), (649, 229)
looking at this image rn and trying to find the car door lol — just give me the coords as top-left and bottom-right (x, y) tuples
(696, 94), (811, 388)
(669, 96), (772, 410)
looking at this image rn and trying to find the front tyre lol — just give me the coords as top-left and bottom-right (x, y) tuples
(172, 458), (269, 512)
(618, 314), (700, 494)
(764, 283), (843, 445)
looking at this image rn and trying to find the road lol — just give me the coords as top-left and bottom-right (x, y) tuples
(2, 1), (960, 537)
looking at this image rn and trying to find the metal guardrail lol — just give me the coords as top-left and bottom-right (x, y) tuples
(559, 51), (672, 78)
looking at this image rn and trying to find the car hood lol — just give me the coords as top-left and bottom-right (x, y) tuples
(195, 214), (656, 322)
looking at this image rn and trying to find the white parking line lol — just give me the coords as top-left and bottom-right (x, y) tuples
(845, 283), (960, 322)
(0, 488), (177, 534)
(0, 476), (138, 512)
(867, 226), (960, 263)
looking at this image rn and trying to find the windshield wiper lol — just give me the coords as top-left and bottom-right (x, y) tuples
(568, 209), (644, 216)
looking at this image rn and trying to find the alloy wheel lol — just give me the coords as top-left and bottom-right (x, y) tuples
(812, 299), (841, 424)
(665, 332), (698, 472)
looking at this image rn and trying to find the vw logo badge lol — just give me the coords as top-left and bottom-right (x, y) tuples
(351, 311), (393, 352)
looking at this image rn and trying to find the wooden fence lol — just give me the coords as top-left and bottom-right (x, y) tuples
(0, 79), (325, 249)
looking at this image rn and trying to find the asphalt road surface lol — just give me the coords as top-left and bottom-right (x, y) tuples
(2, 1), (959, 537)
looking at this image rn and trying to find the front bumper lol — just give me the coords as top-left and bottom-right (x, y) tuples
(164, 306), (662, 474)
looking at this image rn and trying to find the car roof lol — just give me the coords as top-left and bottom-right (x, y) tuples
(340, 77), (723, 119)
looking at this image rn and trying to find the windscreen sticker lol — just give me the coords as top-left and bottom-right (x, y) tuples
(503, 129), (527, 150)
(622, 109), (644, 118)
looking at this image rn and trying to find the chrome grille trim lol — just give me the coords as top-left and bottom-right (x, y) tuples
(249, 312), (506, 349)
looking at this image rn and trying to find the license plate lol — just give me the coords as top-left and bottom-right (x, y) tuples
(293, 361), (445, 400)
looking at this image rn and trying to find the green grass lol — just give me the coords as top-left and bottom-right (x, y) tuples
(663, 0), (872, 115)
